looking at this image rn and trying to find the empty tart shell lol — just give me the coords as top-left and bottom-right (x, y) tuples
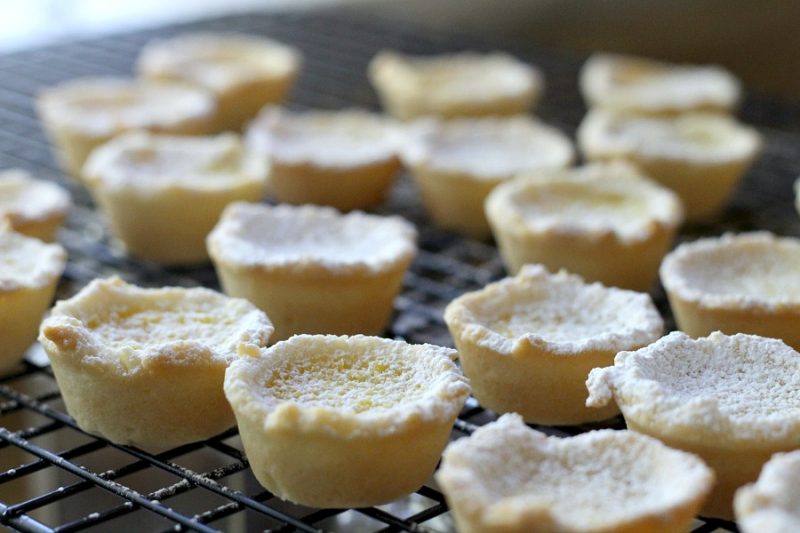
(246, 107), (402, 211)
(580, 53), (741, 116)
(735, 450), (800, 533)
(38, 277), (273, 449)
(0, 169), (70, 242)
(402, 116), (574, 239)
(368, 50), (543, 120)
(223, 334), (470, 508)
(36, 77), (215, 177)
(0, 227), (66, 370)
(660, 232), (800, 350)
(578, 109), (761, 221)
(444, 264), (663, 425)
(206, 202), (417, 341)
(587, 331), (800, 518)
(437, 413), (714, 533)
(82, 131), (267, 265)
(138, 32), (301, 132)
(485, 162), (683, 291)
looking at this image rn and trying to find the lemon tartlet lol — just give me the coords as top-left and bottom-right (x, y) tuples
(137, 32), (301, 132)
(402, 117), (574, 238)
(735, 450), (800, 533)
(0, 227), (66, 370)
(660, 232), (800, 350)
(82, 131), (267, 265)
(37, 77), (215, 177)
(578, 109), (761, 221)
(587, 331), (800, 518)
(0, 169), (70, 242)
(246, 107), (401, 211)
(224, 334), (470, 508)
(444, 265), (662, 425)
(207, 202), (416, 341)
(580, 53), (741, 116)
(368, 50), (543, 120)
(437, 414), (714, 533)
(485, 163), (683, 291)
(795, 178), (800, 217)
(38, 277), (273, 449)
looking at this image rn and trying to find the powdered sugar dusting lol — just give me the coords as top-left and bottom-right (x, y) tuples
(579, 109), (761, 163)
(207, 202), (417, 274)
(445, 264), (662, 355)
(735, 450), (800, 532)
(437, 414), (712, 531)
(0, 228), (66, 290)
(83, 131), (266, 190)
(246, 107), (401, 168)
(587, 331), (800, 443)
(487, 163), (683, 243)
(581, 53), (740, 113)
(45, 277), (273, 367)
(371, 51), (541, 109)
(660, 232), (800, 310)
(402, 116), (573, 179)
(224, 335), (470, 437)
(37, 77), (215, 137)
(138, 32), (300, 93)
(0, 170), (70, 223)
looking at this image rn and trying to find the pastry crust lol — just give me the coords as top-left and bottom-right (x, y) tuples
(735, 450), (800, 533)
(0, 227), (66, 370)
(578, 109), (761, 221)
(223, 334), (470, 507)
(587, 331), (800, 518)
(38, 277), (273, 449)
(37, 77), (215, 177)
(0, 169), (70, 242)
(207, 202), (416, 341)
(437, 414), (714, 533)
(402, 116), (574, 238)
(246, 107), (401, 211)
(485, 162), (683, 291)
(368, 50), (543, 120)
(660, 232), (800, 350)
(444, 264), (662, 424)
(137, 32), (301, 132)
(82, 131), (266, 265)
(580, 53), (741, 116)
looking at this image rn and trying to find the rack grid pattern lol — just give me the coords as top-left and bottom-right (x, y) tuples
(1, 9), (799, 532)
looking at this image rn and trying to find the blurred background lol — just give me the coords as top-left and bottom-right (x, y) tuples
(2, 0), (798, 101)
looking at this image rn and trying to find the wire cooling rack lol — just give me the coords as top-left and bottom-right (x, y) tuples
(1, 8), (799, 532)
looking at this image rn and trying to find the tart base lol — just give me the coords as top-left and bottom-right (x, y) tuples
(235, 409), (451, 508)
(454, 337), (620, 425)
(412, 166), (499, 239)
(615, 156), (751, 222)
(214, 264), (408, 342)
(0, 284), (59, 371)
(667, 293), (800, 351)
(42, 335), (235, 450)
(379, 92), (535, 121)
(491, 228), (674, 292)
(626, 419), (786, 520)
(267, 158), (399, 212)
(92, 182), (264, 266)
(10, 214), (68, 243)
(212, 76), (297, 133)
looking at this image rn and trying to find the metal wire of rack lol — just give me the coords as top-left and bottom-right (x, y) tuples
(0, 8), (799, 532)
